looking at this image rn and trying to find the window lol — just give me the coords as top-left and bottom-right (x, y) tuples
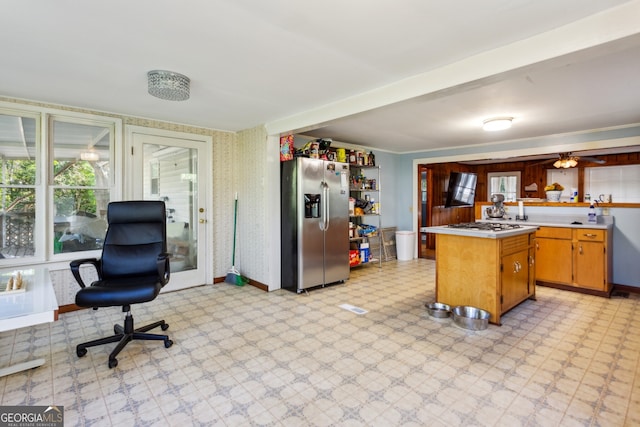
(584, 165), (640, 203)
(546, 169), (578, 202)
(0, 113), (38, 259)
(51, 118), (113, 255)
(0, 105), (120, 266)
(487, 171), (520, 202)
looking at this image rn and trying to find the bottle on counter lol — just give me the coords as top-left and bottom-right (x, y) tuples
(588, 203), (597, 223)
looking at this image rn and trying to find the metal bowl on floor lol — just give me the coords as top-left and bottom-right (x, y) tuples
(451, 306), (490, 330)
(425, 302), (451, 318)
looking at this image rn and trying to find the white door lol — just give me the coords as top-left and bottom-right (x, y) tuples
(127, 127), (212, 292)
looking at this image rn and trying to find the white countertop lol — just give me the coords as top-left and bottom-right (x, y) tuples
(421, 224), (539, 239)
(477, 215), (613, 230)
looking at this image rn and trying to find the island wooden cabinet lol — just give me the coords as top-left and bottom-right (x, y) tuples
(435, 231), (536, 325)
(535, 226), (611, 295)
(500, 248), (531, 313)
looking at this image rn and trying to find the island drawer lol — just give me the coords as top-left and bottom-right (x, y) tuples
(535, 227), (572, 239)
(501, 234), (531, 255)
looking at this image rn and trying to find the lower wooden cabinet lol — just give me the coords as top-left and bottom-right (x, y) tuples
(435, 231), (535, 325)
(535, 226), (611, 295)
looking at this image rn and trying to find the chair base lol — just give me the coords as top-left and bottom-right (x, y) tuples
(76, 311), (173, 368)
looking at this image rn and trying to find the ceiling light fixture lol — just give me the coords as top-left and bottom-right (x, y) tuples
(147, 70), (190, 101)
(482, 117), (513, 132)
(553, 156), (578, 168)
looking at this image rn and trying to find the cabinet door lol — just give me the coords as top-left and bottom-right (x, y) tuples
(573, 241), (606, 290)
(501, 249), (529, 313)
(535, 237), (572, 284)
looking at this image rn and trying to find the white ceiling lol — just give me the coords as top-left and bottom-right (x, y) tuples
(2, 0), (640, 157)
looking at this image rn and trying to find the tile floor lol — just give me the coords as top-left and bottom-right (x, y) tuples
(1, 259), (639, 426)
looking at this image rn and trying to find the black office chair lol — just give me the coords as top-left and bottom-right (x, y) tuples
(70, 201), (173, 368)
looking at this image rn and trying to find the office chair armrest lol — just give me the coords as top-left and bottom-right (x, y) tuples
(157, 252), (171, 286)
(70, 258), (101, 288)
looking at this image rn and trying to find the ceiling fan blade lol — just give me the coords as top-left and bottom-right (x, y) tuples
(529, 157), (557, 166)
(579, 156), (606, 164)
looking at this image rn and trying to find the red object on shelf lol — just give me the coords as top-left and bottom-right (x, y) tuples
(349, 250), (360, 266)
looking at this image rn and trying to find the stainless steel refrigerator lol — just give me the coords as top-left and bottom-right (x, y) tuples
(281, 157), (350, 293)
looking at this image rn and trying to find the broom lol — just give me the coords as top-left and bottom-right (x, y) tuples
(225, 193), (248, 286)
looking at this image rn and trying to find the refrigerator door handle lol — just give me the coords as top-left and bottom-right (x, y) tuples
(320, 181), (329, 231)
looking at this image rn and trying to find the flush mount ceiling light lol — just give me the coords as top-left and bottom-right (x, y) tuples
(553, 154), (579, 168)
(482, 117), (513, 131)
(147, 70), (190, 101)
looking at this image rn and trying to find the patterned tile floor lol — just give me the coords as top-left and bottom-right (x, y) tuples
(1, 259), (639, 426)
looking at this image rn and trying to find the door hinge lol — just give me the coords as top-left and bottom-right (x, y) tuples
(500, 264), (503, 272)
(500, 295), (503, 304)
(131, 147), (134, 155)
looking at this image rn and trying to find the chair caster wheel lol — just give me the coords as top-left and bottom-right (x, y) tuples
(161, 323), (169, 331)
(164, 339), (173, 348)
(77, 347), (87, 358)
(108, 358), (118, 369)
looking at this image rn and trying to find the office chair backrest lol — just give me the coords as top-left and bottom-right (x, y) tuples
(101, 201), (167, 280)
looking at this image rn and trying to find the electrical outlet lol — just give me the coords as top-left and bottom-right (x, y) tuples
(602, 207), (610, 216)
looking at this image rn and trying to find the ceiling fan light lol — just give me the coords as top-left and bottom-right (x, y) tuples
(567, 158), (578, 168)
(482, 117), (513, 131)
(553, 159), (563, 168)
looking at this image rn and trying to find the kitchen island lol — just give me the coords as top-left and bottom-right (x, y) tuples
(424, 223), (538, 325)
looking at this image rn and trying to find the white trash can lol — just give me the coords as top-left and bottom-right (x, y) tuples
(395, 231), (415, 261)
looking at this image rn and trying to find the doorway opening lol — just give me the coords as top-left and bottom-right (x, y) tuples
(417, 165), (435, 259)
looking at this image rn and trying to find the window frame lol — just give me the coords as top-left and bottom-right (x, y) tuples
(0, 102), (123, 269)
(487, 171), (521, 202)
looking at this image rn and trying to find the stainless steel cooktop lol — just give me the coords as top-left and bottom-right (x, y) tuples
(447, 222), (522, 232)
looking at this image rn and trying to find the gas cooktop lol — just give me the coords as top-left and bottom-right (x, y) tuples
(447, 222), (522, 232)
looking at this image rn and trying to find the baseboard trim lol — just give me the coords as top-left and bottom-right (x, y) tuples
(536, 281), (611, 298)
(213, 276), (267, 291)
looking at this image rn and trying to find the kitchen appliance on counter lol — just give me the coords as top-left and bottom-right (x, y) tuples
(485, 194), (506, 219)
(281, 157), (350, 293)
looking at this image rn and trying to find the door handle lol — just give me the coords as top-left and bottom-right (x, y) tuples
(579, 244), (583, 254)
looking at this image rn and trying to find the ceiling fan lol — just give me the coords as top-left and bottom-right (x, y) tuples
(538, 152), (606, 168)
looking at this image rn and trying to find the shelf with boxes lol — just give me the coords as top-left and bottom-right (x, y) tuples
(349, 165), (382, 268)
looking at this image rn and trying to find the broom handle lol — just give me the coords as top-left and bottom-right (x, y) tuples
(232, 195), (238, 265)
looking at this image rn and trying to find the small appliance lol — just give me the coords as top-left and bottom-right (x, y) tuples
(485, 194), (506, 219)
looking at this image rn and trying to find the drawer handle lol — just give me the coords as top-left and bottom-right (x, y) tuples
(583, 233), (597, 238)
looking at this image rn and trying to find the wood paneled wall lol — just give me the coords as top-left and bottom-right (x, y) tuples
(474, 151), (640, 201)
(419, 150), (640, 255)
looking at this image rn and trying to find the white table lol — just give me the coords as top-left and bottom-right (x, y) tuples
(0, 268), (59, 377)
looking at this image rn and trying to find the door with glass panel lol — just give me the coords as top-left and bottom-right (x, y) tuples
(129, 129), (210, 292)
